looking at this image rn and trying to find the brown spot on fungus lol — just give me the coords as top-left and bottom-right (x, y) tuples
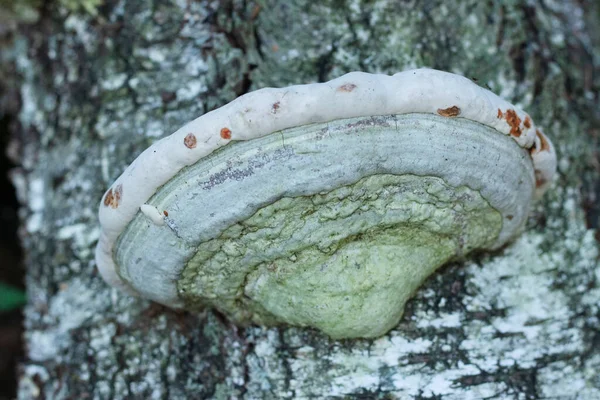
(506, 215), (514, 220)
(523, 116), (531, 129)
(103, 189), (113, 207)
(338, 83), (357, 92)
(535, 170), (547, 188)
(497, 109), (503, 119)
(163, 210), (169, 217)
(437, 106), (461, 117)
(504, 109), (522, 137)
(220, 127), (232, 140)
(530, 130), (551, 155)
(271, 101), (281, 114)
(536, 130), (550, 152)
(103, 184), (123, 209)
(184, 133), (197, 149)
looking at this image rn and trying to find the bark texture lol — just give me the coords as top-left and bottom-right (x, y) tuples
(2, 0), (599, 398)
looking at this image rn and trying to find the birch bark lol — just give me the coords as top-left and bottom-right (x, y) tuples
(3, 0), (599, 398)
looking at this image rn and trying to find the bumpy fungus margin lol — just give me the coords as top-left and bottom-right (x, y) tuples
(96, 69), (556, 339)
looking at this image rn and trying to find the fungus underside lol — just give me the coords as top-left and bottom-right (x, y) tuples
(178, 174), (502, 338)
(114, 113), (533, 338)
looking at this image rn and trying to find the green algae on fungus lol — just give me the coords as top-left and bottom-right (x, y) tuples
(178, 174), (502, 338)
(96, 69), (556, 338)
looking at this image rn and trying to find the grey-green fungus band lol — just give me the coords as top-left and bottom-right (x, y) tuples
(114, 113), (534, 338)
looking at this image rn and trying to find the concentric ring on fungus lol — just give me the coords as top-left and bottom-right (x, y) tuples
(96, 68), (556, 339)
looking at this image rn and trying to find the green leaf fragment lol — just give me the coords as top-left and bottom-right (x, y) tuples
(0, 282), (26, 312)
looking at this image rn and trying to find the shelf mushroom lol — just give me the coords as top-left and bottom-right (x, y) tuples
(96, 69), (556, 339)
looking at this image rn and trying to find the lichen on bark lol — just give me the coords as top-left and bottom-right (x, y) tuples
(1, 0), (598, 398)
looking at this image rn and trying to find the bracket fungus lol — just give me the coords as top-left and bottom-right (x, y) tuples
(96, 69), (556, 339)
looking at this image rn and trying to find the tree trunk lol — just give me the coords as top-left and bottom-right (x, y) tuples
(3, 0), (599, 398)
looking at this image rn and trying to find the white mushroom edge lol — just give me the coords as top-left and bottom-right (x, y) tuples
(96, 68), (557, 295)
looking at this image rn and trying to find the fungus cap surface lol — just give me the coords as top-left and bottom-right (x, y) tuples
(96, 69), (556, 337)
